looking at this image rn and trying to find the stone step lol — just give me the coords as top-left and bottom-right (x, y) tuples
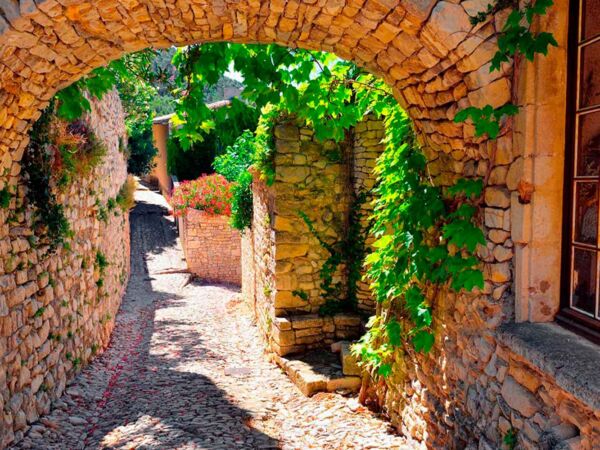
(272, 349), (361, 397)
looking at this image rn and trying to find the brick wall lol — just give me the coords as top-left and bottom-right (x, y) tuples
(179, 209), (241, 286)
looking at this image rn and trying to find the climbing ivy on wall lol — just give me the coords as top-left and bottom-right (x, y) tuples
(353, 106), (485, 372)
(22, 103), (72, 250)
(170, 43), (485, 362)
(354, 0), (558, 376)
(298, 191), (371, 316)
(454, 0), (557, 137)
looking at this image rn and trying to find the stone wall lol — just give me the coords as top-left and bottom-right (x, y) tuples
(270, 117), (352, 316)
(0, 91), (129, 448)
(179, 209), (241, 285)
(352, 115), (386, 313)
(0, 1), (599, 449)
(243, 115), (381, 355)
(247, 172), (277, 342)
(241, 230), (255, 312)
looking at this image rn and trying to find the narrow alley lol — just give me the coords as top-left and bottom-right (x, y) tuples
(12, 186), (410, 450)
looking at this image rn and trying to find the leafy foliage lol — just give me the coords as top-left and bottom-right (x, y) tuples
(0, 188), (10, 208)
(167, 104), (258, 181)
(22, 103), (72, 250)
(213, 130), (256, 182)
(453, 104), (519, 139)
(171, 44), (389, 149)
(230, 170), (253, 231)
(456, 1), (557, 137)
(56, 52), (156, 121)
(127, 125), (156, 176)
(503, 428), (518, 450)
(353, 107), (485, 374)
(95, 250), (109, 274)
(52, 119), (108, 187)
(490, 0), (557, 71)
(116, 175), (136, 212)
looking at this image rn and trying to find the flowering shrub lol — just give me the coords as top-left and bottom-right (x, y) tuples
(170, 174), (233, 217)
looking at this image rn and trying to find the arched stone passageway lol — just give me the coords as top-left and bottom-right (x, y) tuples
(0, 0), (509, 173)
(2, 1), (599, 450)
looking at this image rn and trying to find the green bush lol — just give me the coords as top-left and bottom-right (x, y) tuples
(213, 130), (256, 182)
(127, 122), (157, 176)
(167, 134), (219, 181)
(230, 171), (253, 231)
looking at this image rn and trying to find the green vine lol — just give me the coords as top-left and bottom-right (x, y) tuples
(23, 103), (72, 250)
(0, 188), (10, 209)
(456, 0), (558, 138)
(353, 107), (485, 375)
(298, 191), (371, 316)
(95, 250), (109, 288)
(503, 428), (518, 450)
(352, 0), (558, 377)
(252, 105), (279, 186)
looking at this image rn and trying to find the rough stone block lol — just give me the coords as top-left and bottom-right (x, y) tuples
(341, 342), (361, 376)
(501, 376), (540, 418)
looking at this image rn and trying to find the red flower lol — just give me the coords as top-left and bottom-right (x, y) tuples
(170, 174), (233, 217)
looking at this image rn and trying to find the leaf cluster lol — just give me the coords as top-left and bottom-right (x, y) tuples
(56, 50), (158, 122)
(456, 1), (557, 138)
(453, 104), (518, 139)
(23, 102), (72, 250)
(229, 170), (253, 231)
(353, 106), (484, 375)
(491, 0), (557, 72)
(171, 43), (389, 150)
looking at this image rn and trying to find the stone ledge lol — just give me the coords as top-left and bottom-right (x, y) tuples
(271, 313), (363, 356)
(497, 322), (600, 411)
(272, 350), (361, 397)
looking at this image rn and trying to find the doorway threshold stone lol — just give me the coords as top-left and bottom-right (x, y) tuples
(272, 349), (361, 397)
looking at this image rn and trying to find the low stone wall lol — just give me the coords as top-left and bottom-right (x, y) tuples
(179, 209), (241, 285)
(0, 91), (130, 448)
(247, 175), (276, 340)
(271, 313), (362, 356)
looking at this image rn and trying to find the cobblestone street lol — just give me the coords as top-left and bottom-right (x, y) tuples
(12, 187), (411, 450)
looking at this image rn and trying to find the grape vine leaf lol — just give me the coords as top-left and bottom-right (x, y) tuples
(412, 331), (435, 353)
(386, 319), (402, 347)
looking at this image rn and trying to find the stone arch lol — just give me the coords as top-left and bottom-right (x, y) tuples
(0, 0), (509, 183)
(8, 1), (589, 449)
(3, 2), (597, 449)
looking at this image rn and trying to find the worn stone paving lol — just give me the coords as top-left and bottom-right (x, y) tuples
(11, 186), (413, 450)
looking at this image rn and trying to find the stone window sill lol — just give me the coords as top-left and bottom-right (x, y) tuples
(497, 322), (600, 411)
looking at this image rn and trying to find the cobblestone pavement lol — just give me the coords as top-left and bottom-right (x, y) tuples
(11, 186), (413, 450)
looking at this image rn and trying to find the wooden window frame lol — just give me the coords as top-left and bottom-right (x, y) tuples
(558, 0), (600, 343)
